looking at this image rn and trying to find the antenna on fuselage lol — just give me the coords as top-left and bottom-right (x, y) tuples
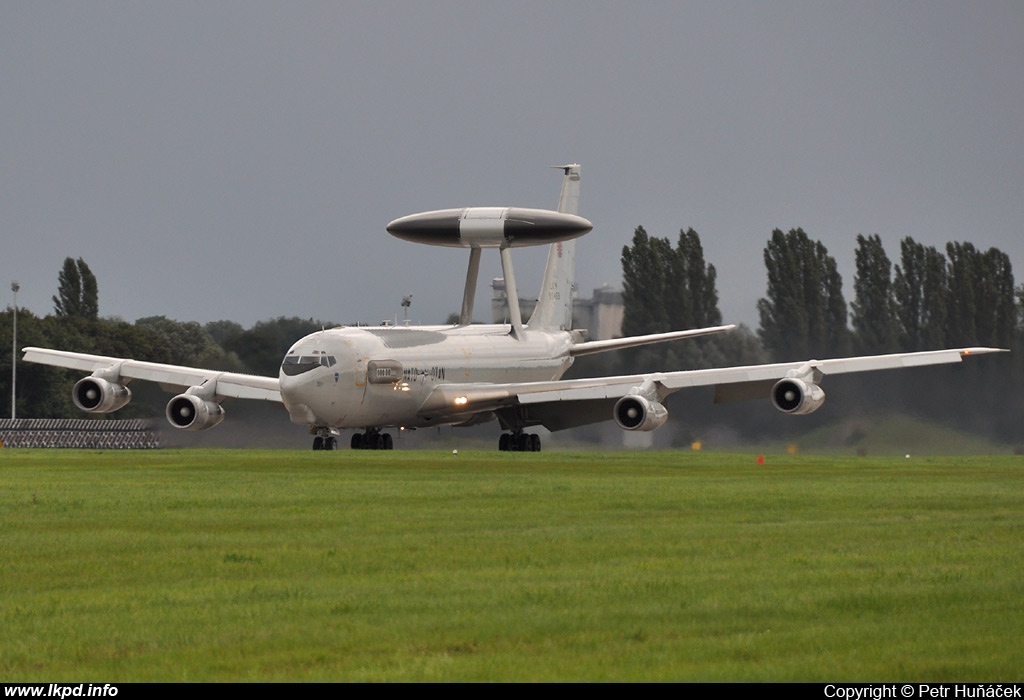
(401, 294), (412, 325)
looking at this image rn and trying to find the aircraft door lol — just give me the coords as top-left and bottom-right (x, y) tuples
(355, 356), (367, 387)
(334, 340), (367, 414)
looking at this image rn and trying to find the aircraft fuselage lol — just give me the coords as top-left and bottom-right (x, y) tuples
(278, 324), (574, 430)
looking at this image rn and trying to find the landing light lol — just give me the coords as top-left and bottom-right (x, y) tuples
(454, 396), (469, 406)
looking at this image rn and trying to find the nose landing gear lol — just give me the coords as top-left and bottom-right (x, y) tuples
(312, 434), (338, 451)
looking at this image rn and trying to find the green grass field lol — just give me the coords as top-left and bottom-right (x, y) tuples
(1, 448), (1021, 681)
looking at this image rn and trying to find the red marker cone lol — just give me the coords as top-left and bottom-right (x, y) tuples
(756, 454), (764, 465)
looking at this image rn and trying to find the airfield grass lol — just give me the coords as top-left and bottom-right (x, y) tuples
(1, 448), (1021, 682)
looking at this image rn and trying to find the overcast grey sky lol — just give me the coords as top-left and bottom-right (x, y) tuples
(3, 1), (1021, 332)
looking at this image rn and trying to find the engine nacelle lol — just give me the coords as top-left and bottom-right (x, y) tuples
(73, 377), (132, 413)
(166, 394), (226, 431)
(614, 395), (669, 431)
(771, 378), (826, 415)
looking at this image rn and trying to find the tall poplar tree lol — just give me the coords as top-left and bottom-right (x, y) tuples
(52, 257), (99, 320)
(977, 248), (1016, 349)
(757, 228), (849, 360)
(893, 237), (947, 351)
(941, 242), (1014, 348)
(944, 241), (980, 346)
(621, 226), (722, 334)
(851, 234), (897, 353)
(621, 226), (671, 337)
(669, 228), (722, 330)
(620, 226), (724, 369)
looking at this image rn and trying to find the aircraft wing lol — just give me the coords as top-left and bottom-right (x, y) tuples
(21, 347), (282, 402)
(417, 347), (1006, 431)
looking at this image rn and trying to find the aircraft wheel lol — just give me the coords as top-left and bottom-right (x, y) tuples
(313, 436), (324, 451)
(529, 434), (541, 452)
(325, 437), (337, 451)
(499, 434), (510, 451)
(516, 433), (529, 451)
(351, 433), (364, 450)
(383, 433), (394, 450)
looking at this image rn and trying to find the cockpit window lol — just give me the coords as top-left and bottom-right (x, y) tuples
(281, 354), (337, 376)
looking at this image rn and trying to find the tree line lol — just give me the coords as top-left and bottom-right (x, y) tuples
(616, 226), (1022, 443)
(0, 258), (334, 421)
(3, 241), (1021, 444)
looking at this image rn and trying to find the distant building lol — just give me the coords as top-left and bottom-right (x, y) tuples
(491, 278), (623, 341)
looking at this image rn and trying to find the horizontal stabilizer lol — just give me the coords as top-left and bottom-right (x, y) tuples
(569, 324), (736, 357)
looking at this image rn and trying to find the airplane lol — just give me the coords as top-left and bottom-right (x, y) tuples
(22, 164), (1005, 451)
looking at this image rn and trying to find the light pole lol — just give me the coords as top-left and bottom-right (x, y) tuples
(11, 281), (18, 420)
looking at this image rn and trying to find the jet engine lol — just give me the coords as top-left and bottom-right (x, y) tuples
(614, 395), (669, 431)
(73, 377), (132, 413)
(771, 378), (825, 415)
(166, 393), (225, 431)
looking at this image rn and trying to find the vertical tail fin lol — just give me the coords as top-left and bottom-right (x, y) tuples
(528, 164), (581, 331)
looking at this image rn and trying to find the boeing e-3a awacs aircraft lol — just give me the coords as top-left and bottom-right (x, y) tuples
(23, 164), (1005, 451)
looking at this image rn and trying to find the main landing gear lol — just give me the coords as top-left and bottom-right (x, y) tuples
(350, 429), (394, 450)
(312, 428), (394, 450)
(498, 431), (541, 452)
